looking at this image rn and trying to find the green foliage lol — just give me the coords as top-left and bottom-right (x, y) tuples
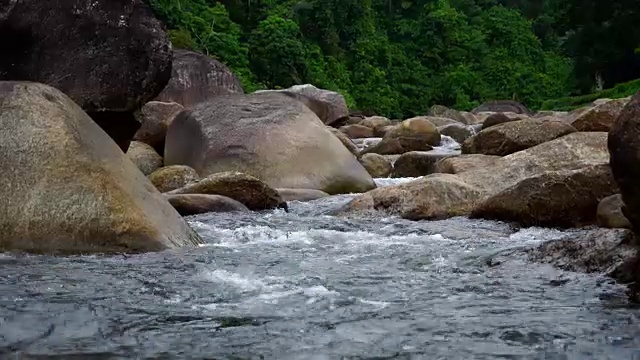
(146, 0), (638, 117)
(541, 78), (640, 111)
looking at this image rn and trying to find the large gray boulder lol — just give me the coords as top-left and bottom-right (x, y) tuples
(165, 94), (375, 195)
(0, 0), (173, 150)
(155, 49), (244, 108)
(0, 82), (201, 254)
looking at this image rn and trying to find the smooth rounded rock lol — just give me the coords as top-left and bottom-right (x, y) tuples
(133, 101), (184, 153)
(392, 152), (453, 178)
(165, 194), (249, 216)
(361, 118), (440, 155)
(149, 165), (200, 193)
(360, 153), (393, 178)
(126, 141), (163, 175)
(339, 124), (375, 139)
(597, 194), (632, 229)
(277, 188), (330, 202)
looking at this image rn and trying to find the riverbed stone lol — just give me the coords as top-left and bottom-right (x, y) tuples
(438, 123), (474, 144)
(277, 188), (330, 202)
(165, 194), (249, 216)
(359, 116), (392, 130)
(0, 81), (202, 254)
(149, 165), (200, 193)
(597, 194), (632, 229)
(471, 164), (619, 228)
(608, 91), (640, 231)
(360, 153), (393, 178)
(328, 127), (360, 157)
(472, 100), (532, 115)
(126, 141), (163, 175)
(339, 124), (375, 139)
(133, 101), (184, 153)
(155, 49), (243, 107)
(433, 154), (501, 175)
(392, 151), (453, 178)
(361, 117), (440, 155)
(165, 93), (375, 194)
(462, 119), (577, 156)
(571, 98), (628, 132)
(169, 171), (287, 211)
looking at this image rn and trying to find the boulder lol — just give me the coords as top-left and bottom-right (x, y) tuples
(361, 118), (440, 155)
(133, 101), (184, 153)
(328, 127), (360, 157)
(427, 105), (470, 124)
(277, 188), (330, 202)
(126, 141), (163, 175)
(0, 82), (201, 254)
(462, 119), (577, 156)
(0, 0), (172, 150)
(165, 194), (248, 216)
(438, 123), (474, 144)
(409, 116), (458, 128)
(433, 154), (501, 175)
(339, 124), (375, 139)
(482, 113), (516, 129)
(155, 49), (243, 108)
(359, 116), (392, 129)
(374, 124), (397, 138)
(149, 165), (200, 193)
(360, 153), (393, 178)
(597, 194), (632, 229)
(255, 84), (348, 125)
(339, 173), (483, 220)
(168, 171), (287, 211)
(471, 164), (619, 228)
(608, 91), (640, 230)
(571, 98), (629, 132)
(164, 93), (375, 194)
(392, 152), (453, 178)
(472, 100), (532, 115)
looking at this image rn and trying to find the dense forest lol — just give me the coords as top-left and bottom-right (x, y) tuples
(147, 0), (640, 117)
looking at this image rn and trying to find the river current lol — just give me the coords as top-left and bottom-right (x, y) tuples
(2, 138), (640, 358)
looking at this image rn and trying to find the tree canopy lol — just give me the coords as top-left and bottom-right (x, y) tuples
(146, 0), (640, 117)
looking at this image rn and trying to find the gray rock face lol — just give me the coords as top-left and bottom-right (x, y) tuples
(0, 0), (173, 149)
(597, 194), (632, 229)
(165, 194), (249, 216)
(277, 188), (330, 202)
(126, 141), (163, 175)
(134, 101), (184, 153)
(0, 82), (201, 254)
(472, 100), (532, 115)
(165, 93), (375, 195)
(360, 153), (393, 178)
(155, 49), (244, 108)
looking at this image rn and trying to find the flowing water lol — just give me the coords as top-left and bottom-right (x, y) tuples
(2, 134), (640, 359)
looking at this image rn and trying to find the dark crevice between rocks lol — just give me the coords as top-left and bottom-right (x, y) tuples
(89, 111), (141, 152)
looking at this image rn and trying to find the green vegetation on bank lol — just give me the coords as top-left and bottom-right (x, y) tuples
(146, 0), (640, 117)
(541, 79), (640, 111)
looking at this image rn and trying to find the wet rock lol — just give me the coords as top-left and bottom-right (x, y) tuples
(392, 151), (453, 178)
(471, 164), (619, 228)
(571, 98), (628, 132)
(361, 117), (440, 155)
(462, 119), (577, 156)
(339, 124), (375, 139)
(472, 100), (532, 115)
(165, 93), (375, 195)
(277, 188), (330, 202)
(169, 171), (286, 211)
(165, 194), (249, 215)
(255, 84), (348, 125)
(597, 194), (632, 229)
(359, 116), (392, 130)
(608, 91), (640, 231)
(0, 0), (172, 149)
(433, 154), (501, 174)
(155, 49), (243, 108)
(0, 82), (201, 254)
(328, 127), (360, 157)
(126, 141), (163, 175)
(133, 101), (184, 153)
(360, 153), (393, 178)
(527, 228), (637, 280)
(149, 165), (200, 193)
(340, 173), (483, 220)
(438, 123), (474, 144)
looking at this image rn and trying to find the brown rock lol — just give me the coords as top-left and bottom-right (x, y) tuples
(126, 141), (163, 175)
(328, 127), (360, 157)
(409, 116), (458, 127)
(462, 119), (577, 156)
(597, 194), (632, 229)
(471, 164), (618, 228)
(472, 100), (532, 115)
(277, 188), (330, 202)
(361, 117), (440, 155)
(359, 116), (392, 129)
(339, 124), (375, 139)
(482, 113), (515, 129)
(133, 101), (184, 153)
(149, 165), (200, 193)
(572, 98), (629, 132)
(155, 49), (243, 108)
(427, 105), (470, 124)
(374, 124), (397, 138)
(165, 194), (249, 216)
(438, 123), (474, 144)
(0, 82), (201, 254)
(392, 151), (453, 178)
(169, 171), (287, 211)
(165, 93), (375, 194)
(360, 153), (393, 178)
(433, 154), (501, 174)
(608, 91), (640, 231)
